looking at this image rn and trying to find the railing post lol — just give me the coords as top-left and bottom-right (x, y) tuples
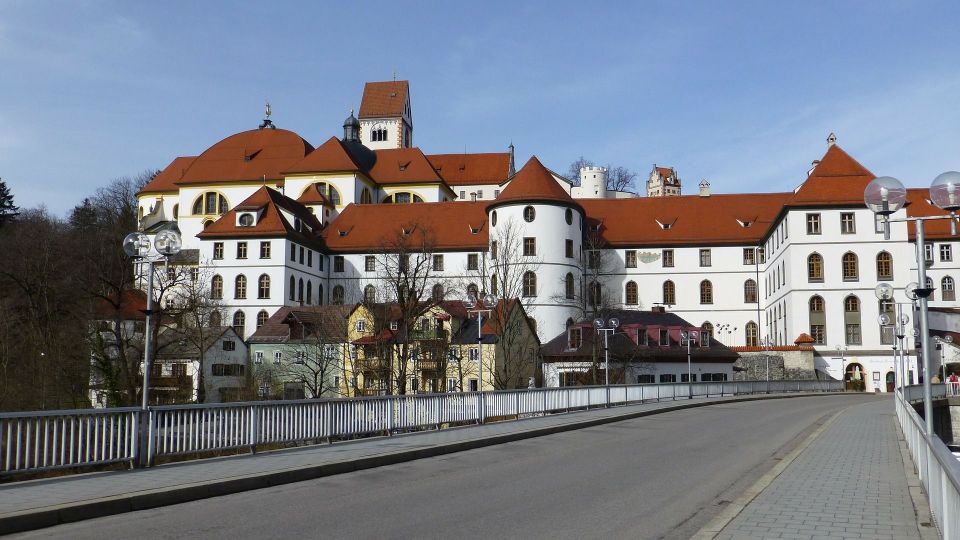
(387, 397), (394, 436)
(249, 404), (258, 455)
(516, 391), (521, 419)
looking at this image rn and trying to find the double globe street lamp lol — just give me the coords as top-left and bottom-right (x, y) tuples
(593, 317), (619, 406)
(865, 171), (960, 436)
(122, 230), (183, 413)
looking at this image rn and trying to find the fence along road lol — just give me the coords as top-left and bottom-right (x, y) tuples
(2, 380), (840, 476)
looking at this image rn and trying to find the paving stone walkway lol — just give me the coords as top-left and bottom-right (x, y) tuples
(714, 398), (933, 540)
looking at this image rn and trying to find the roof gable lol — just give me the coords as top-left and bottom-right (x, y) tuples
(790, 144), (875, 206)
(283, 136), (362, 175)
(368, 147), (444, 185)
(197, 186), (323, 242)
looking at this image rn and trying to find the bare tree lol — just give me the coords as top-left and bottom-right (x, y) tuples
(461, 217), (542, 389)
(374, 222), (449, 395)
(277, 311), (348, 398)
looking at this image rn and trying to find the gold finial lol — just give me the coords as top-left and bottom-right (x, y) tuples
(265, 101), (272, 118)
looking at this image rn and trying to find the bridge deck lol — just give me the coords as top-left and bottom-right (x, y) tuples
(0, 393), (932, 538)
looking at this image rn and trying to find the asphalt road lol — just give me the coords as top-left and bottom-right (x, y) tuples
(13, 394), (879, 540)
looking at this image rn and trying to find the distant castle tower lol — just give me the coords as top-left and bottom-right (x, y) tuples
(647, 165), (681, 197)
(358, 80), (413, 150)
(576, 166), (608, 198)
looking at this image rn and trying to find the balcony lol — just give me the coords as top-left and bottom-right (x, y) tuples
(356, 357), (390, 371)
(409, 328), (449, 342)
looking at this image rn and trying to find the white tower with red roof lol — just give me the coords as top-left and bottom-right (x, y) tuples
(487, 157), (584, 340)
(358, 80), (413, 150)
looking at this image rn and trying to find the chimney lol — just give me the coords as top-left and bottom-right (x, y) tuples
(699, 179), (711, 197)
(470, 192), (477, 202)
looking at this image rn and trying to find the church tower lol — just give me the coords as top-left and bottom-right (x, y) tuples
(358, 80), (413, 150)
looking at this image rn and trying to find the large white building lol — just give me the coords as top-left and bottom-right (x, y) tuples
(136, 80), (958, 393)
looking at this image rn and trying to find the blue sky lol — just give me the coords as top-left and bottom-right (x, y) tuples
(2, 0), (959, 215)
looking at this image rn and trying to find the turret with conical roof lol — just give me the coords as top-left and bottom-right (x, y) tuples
(487, 156), (583, 341)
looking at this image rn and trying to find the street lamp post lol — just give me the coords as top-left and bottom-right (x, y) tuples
(836, 345), (847, 389)
(122, 229), (182, 467)
(465, 292), (498, 392)
(865, 172), (960, 436)
(681, 330), (698, 399)
(593, 318), (619, 406)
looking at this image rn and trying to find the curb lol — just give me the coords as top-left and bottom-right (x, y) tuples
(0, 392), (850, 535)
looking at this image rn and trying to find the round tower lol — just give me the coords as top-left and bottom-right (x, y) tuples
(489, 156), (583, 342)
(580, 166), (608, 198)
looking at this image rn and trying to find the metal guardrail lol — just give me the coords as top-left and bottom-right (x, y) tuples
(897, 385), (960, 538)
(1, 379), (841, 476)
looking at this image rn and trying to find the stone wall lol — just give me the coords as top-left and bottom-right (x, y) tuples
(734, 349), (818, 381)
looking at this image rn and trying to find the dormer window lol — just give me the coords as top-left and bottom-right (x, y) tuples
(238, 212), (255, 227)
(568, 327), (582, 350)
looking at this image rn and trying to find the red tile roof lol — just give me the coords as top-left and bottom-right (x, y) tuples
(94, 289), (147, 321)
(284, 136), (361, 174)
(580, 192), (791, 247)
(905, 188), (955, 240)
(788, 144), (875, 206)
(197, 186), (323, 245)
(173, 128), (314, 186)
(492, 156), (578, 208)
(140, 156), (197, 194)
(359, 81), (409, 119)
(322, 201), (489, 252)
(367, 147), (445, 185)
(426, 153), (511, 186)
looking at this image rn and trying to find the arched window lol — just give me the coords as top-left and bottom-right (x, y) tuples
(876, 251), (893, 280)
(467, 283), (479, 299)
(332, 285), (344, 305)
(371, 126), (388, 142)
(381, 192), (424, 203)
(232, 311), (245, 338)
(235, 275), (247, 299)
(807, 253), (823, 282)
(809, 295), (826, 344)
(491, 211), (498, 227)
(490, 274), (498, 296)
(211, 275), (223, 299)
(926, 277), (935, 301)
(625, 281), (638, 305)
(566, 317), (575, 329)
(663, 280), (675, 305)
(208, 310), (221, 327)
(523, 271), (537, 297)
(841, 252), (859, 281)
(258, 274), (270, 299)
(432, 283), (444, 302)
(256, 310), (269, 329)
(308, 182), (341, 206)
(844, 295), (862, 345)
(700, 280), (713, 304)
(588, 282), (602, 307)
(524, 206), (536, 222)
(360, 188), (372, 204)
(943, 276), (956, 301)
(744, 279), (757, 303)
(745, 322), (759, 347)
(364, 284), (377, 303)
(565, 273), (575, 300)
(289, 276), (295, 301)
(702, 322), (714, 340)
(192, 192), (228, 215)
(306, 281), (313, 304)
(172, 204), (179, 219)
(297, 278), (304, 303)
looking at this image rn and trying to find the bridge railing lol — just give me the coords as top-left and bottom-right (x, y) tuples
(2, 379), (841, 476)
(896, 385), (960, 538)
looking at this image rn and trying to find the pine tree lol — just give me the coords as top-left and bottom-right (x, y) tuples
(0, 177), (19, 226)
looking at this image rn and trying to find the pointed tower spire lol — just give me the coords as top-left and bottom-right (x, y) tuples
(508, 142), (516, 177)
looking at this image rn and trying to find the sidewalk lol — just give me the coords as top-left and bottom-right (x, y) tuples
(0, 392), (835, 535)
(701, 398), (937, 540)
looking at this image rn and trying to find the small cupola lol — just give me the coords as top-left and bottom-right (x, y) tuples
(343, 110), (360, 142)
(699, 179), (711, 197)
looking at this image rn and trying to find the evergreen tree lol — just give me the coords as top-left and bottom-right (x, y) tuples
(0, 177), (19, 226)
